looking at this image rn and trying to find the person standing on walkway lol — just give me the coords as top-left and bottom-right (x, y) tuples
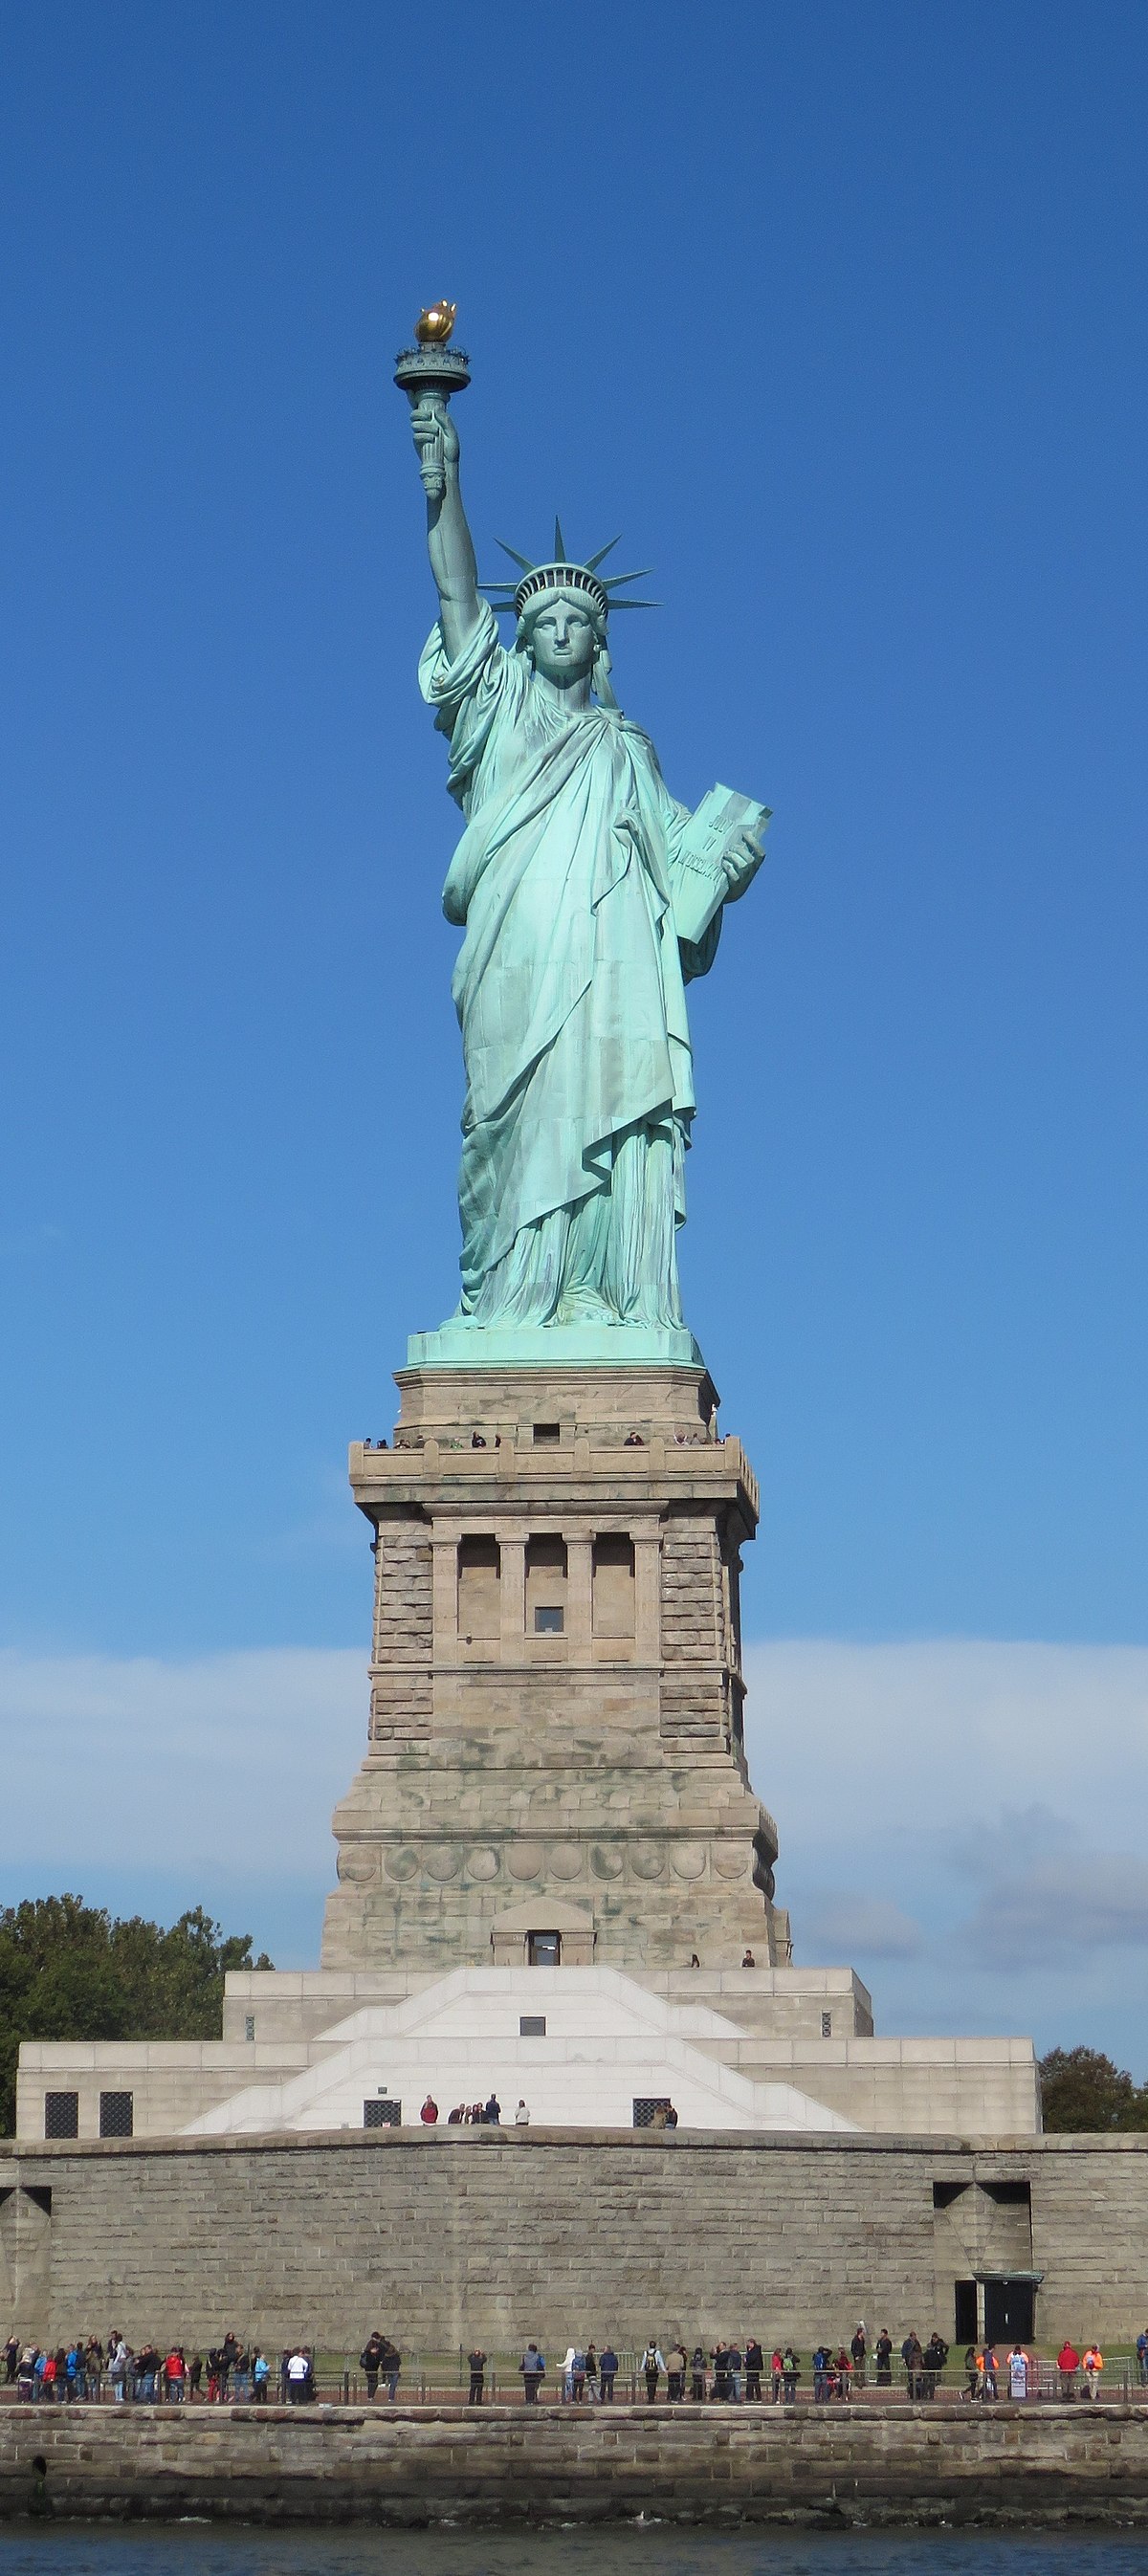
(1082, 2343), (1104, 2400)
(1007, 2344), (1029, 2401)
(874, 2329), (893, 2388)
(379, 2339), (401, 2401)
(643, 2341), (664, 2403)
(598, 2344), (617, 2402)
(850, 2323), (867, 2388)
(519, 2343), (545, 2404)
(361, 2333), (384, 2400)
(1057, 2339), (1079, 2400)
(782, 2348), (800, 2405)
(981, 2345), (999, 2399)
(667, 2344), (687, 2403)
(468, 2346), (487, 2404)
(744, 2338), (763, 2402)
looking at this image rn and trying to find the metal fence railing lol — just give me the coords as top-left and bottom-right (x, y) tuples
(3, 2343), (1143, 2408)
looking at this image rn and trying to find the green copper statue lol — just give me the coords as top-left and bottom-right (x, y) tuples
(407, 364), (768, 1364)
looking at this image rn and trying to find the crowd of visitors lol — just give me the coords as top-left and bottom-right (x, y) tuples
(418, 2093), (530, 2126)
(1, 2330), (320, 2404)
(1, 2323), (1129, 2406)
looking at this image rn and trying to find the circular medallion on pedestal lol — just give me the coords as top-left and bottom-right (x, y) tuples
(467, 1845), (500, 1881)
(548, 1840), (585, 1881)
(630, 1843), (666, 1880)
(423, 1844), (463, 1881)
(714, 1843), (749, 1879)
(671, 1842), (707, 1880)
(384, 1846), (419, 1881)
(590, 1843), (624, 1880)
(506, 1841), (545, 1882)
(337, 1846), (379, 1884)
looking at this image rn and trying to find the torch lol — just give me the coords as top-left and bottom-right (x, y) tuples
(394, 303), (471, 501)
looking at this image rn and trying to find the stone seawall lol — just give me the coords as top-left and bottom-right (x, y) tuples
(3, 2404), (1148, 2526)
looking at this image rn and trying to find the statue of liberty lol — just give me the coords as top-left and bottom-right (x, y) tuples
(408, 380), (766, 1354)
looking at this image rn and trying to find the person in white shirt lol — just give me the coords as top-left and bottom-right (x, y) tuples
(515, 2098), (530, 2125)
(1007, 2345), (1029, 2400)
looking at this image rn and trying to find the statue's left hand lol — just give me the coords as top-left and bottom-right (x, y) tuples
(721, 825), (766, 902)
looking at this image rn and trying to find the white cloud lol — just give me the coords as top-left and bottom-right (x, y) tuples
(0, 1647), (364, 1960)
(2, 1635), (1148, 2060)
(803, 1893), (923, 1960)
(742, 1639), (1148, 2065)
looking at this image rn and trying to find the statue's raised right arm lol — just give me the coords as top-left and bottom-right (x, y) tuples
(410, 397), (482, 662)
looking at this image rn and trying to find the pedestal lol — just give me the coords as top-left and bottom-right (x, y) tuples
(321, 1361), (784, 1974)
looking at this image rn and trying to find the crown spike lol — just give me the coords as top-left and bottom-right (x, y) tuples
(495, 539), (536, 572)
(553, 516), (567, 562)
(603, 569), (654, 589)
(585, 535), (623, 571)
(607, 598), (658, 610)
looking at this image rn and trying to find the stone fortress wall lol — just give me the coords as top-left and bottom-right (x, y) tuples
(4, 2125), (1148, 2353)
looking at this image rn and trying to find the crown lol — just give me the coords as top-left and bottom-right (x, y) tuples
(481, 519), (657, 621)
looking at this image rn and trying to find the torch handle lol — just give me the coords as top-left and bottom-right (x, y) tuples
(408, 388), (448, 502)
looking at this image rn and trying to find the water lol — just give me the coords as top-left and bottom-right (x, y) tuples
(1, 2539), (1147, 2576)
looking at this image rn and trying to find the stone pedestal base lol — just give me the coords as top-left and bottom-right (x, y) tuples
(322, 1360), (785, 1974)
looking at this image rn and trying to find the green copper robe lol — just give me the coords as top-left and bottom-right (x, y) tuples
(421, 605), (722, 1328)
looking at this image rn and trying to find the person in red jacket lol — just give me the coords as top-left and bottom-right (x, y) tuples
(420, 2094), (439, 2124)
(1057, 2340), (1080, 2399)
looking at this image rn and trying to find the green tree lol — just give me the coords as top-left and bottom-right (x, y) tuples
(1038, 2044), (1148, 2132)
(0, 1894), (272, 2135)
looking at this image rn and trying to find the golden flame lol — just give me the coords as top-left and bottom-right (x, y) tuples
(415, 302), (456, 346)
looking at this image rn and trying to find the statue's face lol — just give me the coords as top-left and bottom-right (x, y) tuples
(528, 596), (597, 684)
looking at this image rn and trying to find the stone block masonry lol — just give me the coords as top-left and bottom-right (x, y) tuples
(4, 2404), (1148, 2526)
(3, 2125), (1148, 2353)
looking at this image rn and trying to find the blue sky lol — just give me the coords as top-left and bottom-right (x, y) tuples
(1, 5), (1146, 2055)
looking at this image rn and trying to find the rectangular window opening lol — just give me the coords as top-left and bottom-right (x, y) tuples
(519, 2014), (547, 2037)
(526, 1533), (567, 1639)
(527, 1930), (562, 1967)
(99, 2091), (134, 2139)
(44, 2091), (78, 2140)
(593, 1532), (636, 1639)
(457, 1533), (501, 1640)
(821, 2011), (832, 2038)
(532, 1421), (561, 1444)
(364, 2099), (402, 2126)
(244, 2015), (255, 2042)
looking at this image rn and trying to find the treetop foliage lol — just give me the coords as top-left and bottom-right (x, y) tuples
(0, 1894), (273, 2136)
(1038, 2044), (1148, 2133)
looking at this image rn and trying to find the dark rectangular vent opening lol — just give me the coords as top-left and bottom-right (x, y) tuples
(44, 2091), (79, 2140)
(364, 2099), (402, 2127)
(99, 2091), (134, 2139)
(633, 2097), (673, 2128)
(519, 2015), (546, 2037)
(532, 1421), (561, 1444)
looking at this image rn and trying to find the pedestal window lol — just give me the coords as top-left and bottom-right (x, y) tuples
(457, 1535), (500, 1640)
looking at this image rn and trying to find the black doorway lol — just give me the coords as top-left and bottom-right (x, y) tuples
(954, 2279), (978, 2344)
(983, 2277), (1036, 2342)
